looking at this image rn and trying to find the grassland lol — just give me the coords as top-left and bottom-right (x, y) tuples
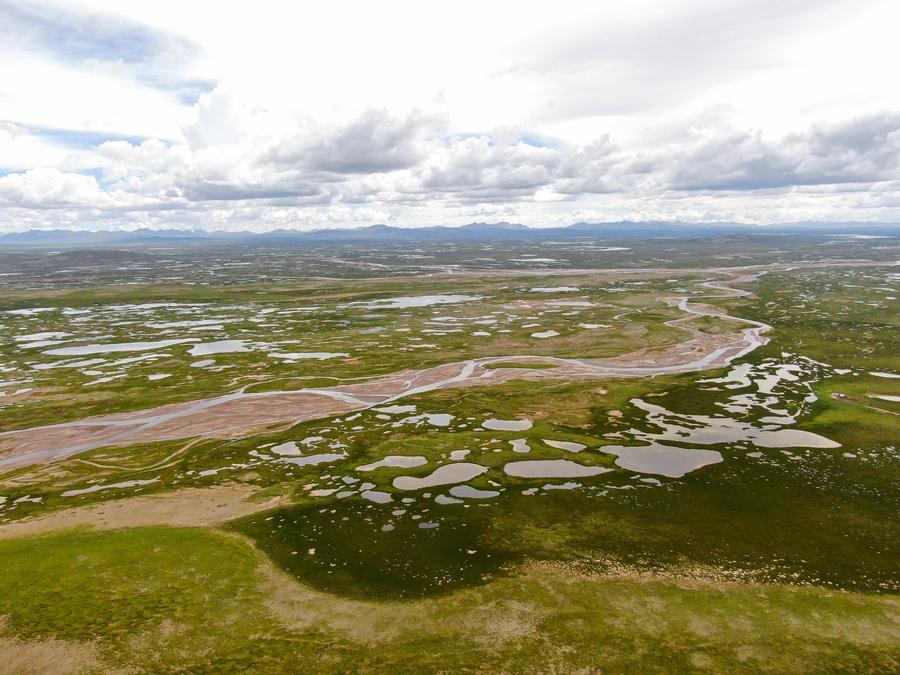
(0, 240), (897, 672)
(0, 527), (897, 672)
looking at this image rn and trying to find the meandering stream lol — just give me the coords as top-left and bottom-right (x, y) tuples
(0, 268), (774, 468)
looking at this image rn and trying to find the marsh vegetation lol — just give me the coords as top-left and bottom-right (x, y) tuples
(0, 236), (897, 672)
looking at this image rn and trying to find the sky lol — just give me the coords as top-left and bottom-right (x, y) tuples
(1, 0), (900, 232)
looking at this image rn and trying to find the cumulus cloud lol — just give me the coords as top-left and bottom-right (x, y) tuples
(182, 89), (245, 150)
(667, 113), (900, 190)
(552, 137), (631, 194)
(418, 137), (559, 200)
(265, 109), (436, 174)
(3, 108), (900, 229)
(0, 168), (111, 208)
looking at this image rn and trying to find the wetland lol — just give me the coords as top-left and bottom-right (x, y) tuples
(0, 235), (897, 672)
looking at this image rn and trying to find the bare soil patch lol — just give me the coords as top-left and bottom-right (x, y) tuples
(0, 483), (286, 539)
(0, 634), (102, 674)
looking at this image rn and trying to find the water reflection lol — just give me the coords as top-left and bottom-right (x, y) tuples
(630, 398), (840, 449)
(503, 459), (612, 478)
(358, 455), (428, 471)
(601, 443), (723, 478)
(482, 419), (532, 431)
(393, 463), (488, 490)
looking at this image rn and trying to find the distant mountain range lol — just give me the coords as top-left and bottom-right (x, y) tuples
(1, 221), (899, 247)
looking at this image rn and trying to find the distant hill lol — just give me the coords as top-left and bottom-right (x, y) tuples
(1, 221), (898, 247)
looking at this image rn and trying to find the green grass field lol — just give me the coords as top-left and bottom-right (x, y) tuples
(0, 527), (896, 672)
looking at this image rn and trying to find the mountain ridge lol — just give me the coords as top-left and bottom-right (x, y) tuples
(1, 220), (898, 247)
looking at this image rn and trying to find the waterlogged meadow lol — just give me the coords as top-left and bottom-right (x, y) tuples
(0, 239), (897, 672)
(1, 274), (703, 435)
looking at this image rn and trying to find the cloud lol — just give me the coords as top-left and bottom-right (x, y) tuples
(552, 137), (631, 194)
(4, 107), (899, 229)
(2, 0), (900, 230)
(418, 136), (559, 200)
(667, 113), (900, 190)
(507, 0), (858, 121)
(0, 0), (216, 104)
(182, 88), (245, 150)
(0, 168), (110, 208)
(0, 121), (72, 170)
(265, 109), (436, 174)
(99, 138), (325, 202)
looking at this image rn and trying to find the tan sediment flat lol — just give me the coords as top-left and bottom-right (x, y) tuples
(127, 393), (359, 441)
(0, 392), (362, 468)
(0, 484), (286, 540)
(0, 422), (144, 459)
